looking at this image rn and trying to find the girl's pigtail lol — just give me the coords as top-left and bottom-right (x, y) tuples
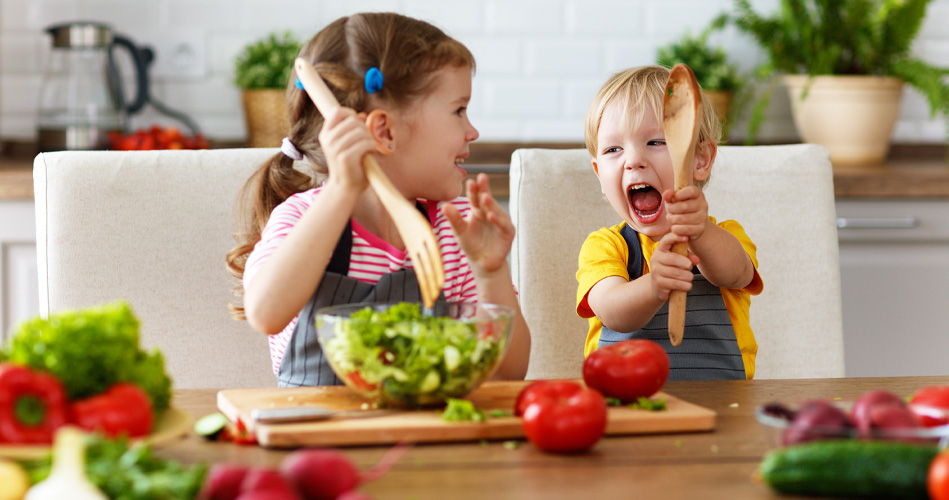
(227, 151), (313, 319)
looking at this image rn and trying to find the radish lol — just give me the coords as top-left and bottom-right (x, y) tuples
(281, 443), (408, 500)
(336, 491), (374, 500)
(235, 491), (301, 500)
(240, 467), (299, 498)
(200, 463), (251, 500)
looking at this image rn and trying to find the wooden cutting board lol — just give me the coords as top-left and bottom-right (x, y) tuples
(218, 380), (715, 448)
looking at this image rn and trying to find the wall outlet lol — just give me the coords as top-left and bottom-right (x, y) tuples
(128, 29), (207, 80)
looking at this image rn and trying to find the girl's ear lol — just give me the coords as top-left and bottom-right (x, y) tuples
(365, 108), (396, 155)
(692, 141), (717, 182)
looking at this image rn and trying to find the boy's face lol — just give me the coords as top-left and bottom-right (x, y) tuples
(591, 99), (712, 239)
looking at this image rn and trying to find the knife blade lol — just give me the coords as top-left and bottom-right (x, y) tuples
(251, 407), (395, 424)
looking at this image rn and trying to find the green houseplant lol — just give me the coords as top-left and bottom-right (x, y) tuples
(234, 31), (301, 148)
(727, 0), (949, 164)
(656, 16), (747, 140)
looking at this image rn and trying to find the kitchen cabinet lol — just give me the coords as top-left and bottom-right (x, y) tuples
(836, 199), (949, 377)
(0, 200), (37, 341)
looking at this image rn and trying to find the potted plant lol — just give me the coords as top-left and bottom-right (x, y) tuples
(234, 31), (301, 148)
(656, 16), (747, 141)
(727, 0), (949, 165)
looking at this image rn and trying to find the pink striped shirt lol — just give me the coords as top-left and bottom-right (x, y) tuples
(244, 186), (477, 374)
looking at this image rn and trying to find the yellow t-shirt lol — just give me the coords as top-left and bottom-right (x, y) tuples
(575, 218), (763, 379)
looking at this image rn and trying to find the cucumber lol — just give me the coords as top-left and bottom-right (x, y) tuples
(193, 412), (229, 440)
(758, 439), (939, 499)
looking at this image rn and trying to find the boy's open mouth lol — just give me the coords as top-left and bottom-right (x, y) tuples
(628, 184), (662, 221)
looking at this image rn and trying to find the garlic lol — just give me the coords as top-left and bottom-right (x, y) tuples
(0, 458), (30, 500)
(25, 427), (107, 500)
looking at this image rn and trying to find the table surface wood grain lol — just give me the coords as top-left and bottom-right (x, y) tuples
(159, 376), (949, 500)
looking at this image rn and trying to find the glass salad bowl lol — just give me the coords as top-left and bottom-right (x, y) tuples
(314, 302), (513, 408)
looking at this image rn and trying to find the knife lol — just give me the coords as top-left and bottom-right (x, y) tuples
(251, 407), (395, 424)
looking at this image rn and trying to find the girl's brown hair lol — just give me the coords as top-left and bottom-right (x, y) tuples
(583, 65), (722, 189)
(226, 13), (475, 319)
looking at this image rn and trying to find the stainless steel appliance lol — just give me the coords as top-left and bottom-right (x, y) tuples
(37, 22), (151, 151)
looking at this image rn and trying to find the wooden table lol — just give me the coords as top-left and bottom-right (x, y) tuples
(159, 376), (949, 499)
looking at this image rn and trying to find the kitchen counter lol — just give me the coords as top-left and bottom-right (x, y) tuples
(3, 143), (948, 200)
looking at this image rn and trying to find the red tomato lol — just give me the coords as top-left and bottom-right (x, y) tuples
(70, 383), (153, 437)
(910, 386), (949, 427)
(514, 380), (582, 417)
(519, 380), (607, 453)
(582, 339), (670, 403)
(929, 452), (949, 500)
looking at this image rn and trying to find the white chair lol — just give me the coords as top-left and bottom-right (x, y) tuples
(34, 149), (280, 388)
(509, 145), (845, 380)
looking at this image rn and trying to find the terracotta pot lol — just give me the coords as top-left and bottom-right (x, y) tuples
(703, 90), (733, 139)
(241, 89), (289, 148)
(783, 75), (903, 166)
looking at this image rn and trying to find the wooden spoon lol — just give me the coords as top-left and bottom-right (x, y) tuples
(661, 64), (703, 347)
(294, 58), (445, 309)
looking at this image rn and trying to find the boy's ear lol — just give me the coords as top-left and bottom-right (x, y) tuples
(692, 141), (717, 182)
(365, 108), (396, 155)
(591, 157), (600, 177)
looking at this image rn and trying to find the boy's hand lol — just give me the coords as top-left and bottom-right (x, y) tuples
(443, 173), (515, 277)
(663, 186), (709, 243)
(318, 106), (374, 192)
(649, 232), (700, 301)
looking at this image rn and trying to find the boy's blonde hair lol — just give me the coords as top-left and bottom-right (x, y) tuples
(584, 65), (722, 189)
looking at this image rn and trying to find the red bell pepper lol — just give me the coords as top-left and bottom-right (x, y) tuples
(70, 382), (154, 438)
(0, 362), (69, 444)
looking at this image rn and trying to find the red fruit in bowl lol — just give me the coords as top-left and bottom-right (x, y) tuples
(863, 405), (921, 439)
(850, 390), (906, 436)
(782, 400), (853, 445)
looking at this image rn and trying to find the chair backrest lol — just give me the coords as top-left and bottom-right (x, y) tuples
(509, 145), (845, 380)
(34, 149), (280, 388)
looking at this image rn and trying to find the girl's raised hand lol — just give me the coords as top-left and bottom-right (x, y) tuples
(318, 106), (376, 192)
(443, 173), (515, 277)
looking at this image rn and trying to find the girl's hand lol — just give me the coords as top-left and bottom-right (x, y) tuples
(318, 106), (375, 192)
(443, 174), (515, 277)
(664, 186), (709, 242)
(649, 232), (700, 301)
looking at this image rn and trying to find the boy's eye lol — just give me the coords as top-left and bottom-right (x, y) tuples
(603, 146), (621, 154)
(648, 140), (667, 146)
(455, 107), (466, 116)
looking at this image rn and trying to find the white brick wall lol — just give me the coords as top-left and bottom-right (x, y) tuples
(0, 0), (947, 144)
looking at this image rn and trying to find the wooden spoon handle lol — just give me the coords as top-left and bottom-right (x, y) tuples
(668, 243), (688, 347)
(294, 58), (392, 195)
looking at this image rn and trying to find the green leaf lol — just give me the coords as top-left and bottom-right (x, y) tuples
(234, 31), (302, 90)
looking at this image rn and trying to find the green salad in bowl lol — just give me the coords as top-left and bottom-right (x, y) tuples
(315, 302), (513, 408)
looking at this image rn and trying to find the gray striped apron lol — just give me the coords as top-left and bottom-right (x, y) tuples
(597, 224), (745, 380)
(277, 204), (447, 387)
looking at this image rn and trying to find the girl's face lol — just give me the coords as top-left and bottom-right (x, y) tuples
(592, 99), (676, 239)
(389, 64), (479, 201)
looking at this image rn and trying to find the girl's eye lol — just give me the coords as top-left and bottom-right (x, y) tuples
(455, 107), (466, 116)
(648, 140), (667, 146)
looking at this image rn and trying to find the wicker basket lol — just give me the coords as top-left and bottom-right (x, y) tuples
(241, 89), (289, 148)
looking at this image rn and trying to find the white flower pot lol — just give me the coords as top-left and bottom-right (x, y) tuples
(783, 75), (903, 166)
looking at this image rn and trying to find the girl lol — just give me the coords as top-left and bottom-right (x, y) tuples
(226, 13), (531, 386)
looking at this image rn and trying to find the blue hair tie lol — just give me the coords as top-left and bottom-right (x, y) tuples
(364, 67), (384, 94)
(294, 77), (304, 90)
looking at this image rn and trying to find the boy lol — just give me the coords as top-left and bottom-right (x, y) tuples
(576, 66), (763, 380)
